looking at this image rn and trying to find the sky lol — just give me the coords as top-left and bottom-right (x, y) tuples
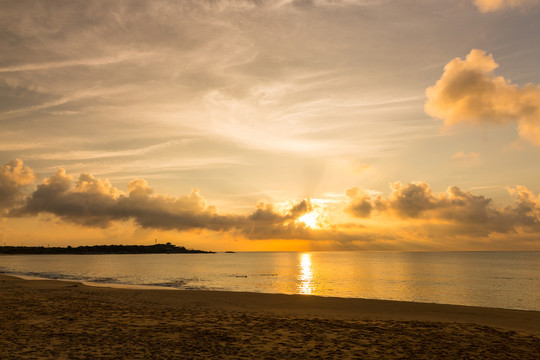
(2, 0), (540, 251)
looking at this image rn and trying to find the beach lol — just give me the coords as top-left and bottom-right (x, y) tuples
(1, 274), (539, 359)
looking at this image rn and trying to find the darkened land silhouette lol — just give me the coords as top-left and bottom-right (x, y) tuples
(0, 243), (213, 255)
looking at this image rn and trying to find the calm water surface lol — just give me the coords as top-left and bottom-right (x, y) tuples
(1, 251), (538, 310)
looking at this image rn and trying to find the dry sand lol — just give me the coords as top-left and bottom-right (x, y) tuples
(1, 274), (539, 359)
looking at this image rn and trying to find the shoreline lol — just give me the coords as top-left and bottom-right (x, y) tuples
(3, 272), (539, 312)
(2, 274), (539, 358)
(2, 274), (540, 334)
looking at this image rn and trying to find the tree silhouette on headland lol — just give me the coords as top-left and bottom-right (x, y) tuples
(0, 243), (214, 255)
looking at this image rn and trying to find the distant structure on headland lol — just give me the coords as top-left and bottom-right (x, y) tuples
(0, 243), (214, 255)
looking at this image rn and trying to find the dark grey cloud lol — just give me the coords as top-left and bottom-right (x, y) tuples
(5, 160), (540, 246)
(9, 164), (320, 240)
(241, 200), (314, 239)
(346, 181), (540, 237)
(344, 187), (374, 217)
(12, 169), (239, 230)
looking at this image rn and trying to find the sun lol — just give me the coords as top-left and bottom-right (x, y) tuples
(297, 211), (321, 229)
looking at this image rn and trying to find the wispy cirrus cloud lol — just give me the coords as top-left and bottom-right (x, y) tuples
(189, 0), (381, 11)
(0, 52), (153, 73)
(0, 0), (435, 160)
(26, 141), (181, 161)
(451, 151), (480, 160)
(474, 0), (539, 13)
(0, 85), (136, 120)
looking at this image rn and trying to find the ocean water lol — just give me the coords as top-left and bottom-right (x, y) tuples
(1, 251), (539, 311)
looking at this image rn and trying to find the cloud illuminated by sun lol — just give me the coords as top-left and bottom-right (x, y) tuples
(297, 209), (324, 229)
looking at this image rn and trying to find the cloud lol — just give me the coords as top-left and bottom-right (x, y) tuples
(9, 164), (319, 240)
(0, 0), (442, 181)
(425, 49), (540, 145)
(345, 187), (376, 217)
(241, 200), (317, 239)
(350, 162), (372, 174)
(387, 182), (443, 218)
(388, 182), (504, 232)
(190, 0), (375, 11)
(26, 141), (181, 161)
(0, 159), (35, 214)
(473, 0), (539, 13)
(345, 181), (540, 237)
(0, 52), (152, 73)
(4, 161), (540, 248)
(0, 85), (135, 120)
(451, 151), (480, 160)
(13, 169), (237, 229)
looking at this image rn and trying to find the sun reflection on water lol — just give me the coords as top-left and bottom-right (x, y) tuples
(298, 253), (313, 295)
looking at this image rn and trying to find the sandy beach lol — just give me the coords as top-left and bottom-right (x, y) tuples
(1, 274), (539, 359)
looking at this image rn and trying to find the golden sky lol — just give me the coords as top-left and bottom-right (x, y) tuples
(1, 0), (540, 251)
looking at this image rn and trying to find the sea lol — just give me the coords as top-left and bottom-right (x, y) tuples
(1, 251), (539, 311)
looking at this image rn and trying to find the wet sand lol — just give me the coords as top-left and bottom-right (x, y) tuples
(1, 274), (539, 359)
